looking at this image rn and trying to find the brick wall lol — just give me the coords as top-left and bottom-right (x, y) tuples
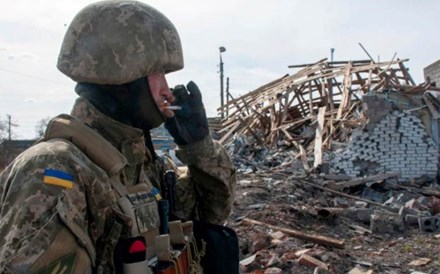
(332, 111), (438, 180)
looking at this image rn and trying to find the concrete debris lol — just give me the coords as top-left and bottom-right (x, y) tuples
(348, 267), (374, 274)
(418, 216), (440, 232)
(263, 267), (283, 274)
(408, 258), (432, 266)
(370, 211), (405, 234)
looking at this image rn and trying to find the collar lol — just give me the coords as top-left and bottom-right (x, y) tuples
(71, 97), (154, 186)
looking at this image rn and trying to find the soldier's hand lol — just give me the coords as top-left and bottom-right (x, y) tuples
(164, 81), (209, 145)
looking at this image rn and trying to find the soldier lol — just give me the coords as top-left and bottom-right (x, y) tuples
(0, 1), (236, 273)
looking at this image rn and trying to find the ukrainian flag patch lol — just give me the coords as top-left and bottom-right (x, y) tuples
(43, 169), (74, 189)
(37, 251), (77, 274)
(150, 187), (162, 201)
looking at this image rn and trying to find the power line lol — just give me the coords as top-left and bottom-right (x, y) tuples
(0, 68), (72, 86)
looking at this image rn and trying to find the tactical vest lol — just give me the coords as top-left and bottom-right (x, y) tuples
(43, 114), (203, 274)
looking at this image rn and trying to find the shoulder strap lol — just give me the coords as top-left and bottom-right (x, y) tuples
(43, 114), (127, 176)
(42, 114), (132, 271)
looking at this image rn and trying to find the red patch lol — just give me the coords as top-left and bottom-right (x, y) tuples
(129, 239), (146, 253)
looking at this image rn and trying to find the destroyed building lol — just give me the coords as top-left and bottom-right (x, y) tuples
(216, 58), (440, 182)
(220, 58), (440, 273)
(424, 59), (440, 87)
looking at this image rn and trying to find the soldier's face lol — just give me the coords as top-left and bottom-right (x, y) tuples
(147, 73), (175, 118)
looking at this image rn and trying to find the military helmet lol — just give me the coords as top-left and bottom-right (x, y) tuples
(57, 0), (184, 85)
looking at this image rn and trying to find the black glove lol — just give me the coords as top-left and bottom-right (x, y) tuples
(165, 81), (209, 145)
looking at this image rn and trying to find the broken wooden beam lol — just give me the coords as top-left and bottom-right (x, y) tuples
(313, 106), (326, 168)
(241, 218), (345, 249)
(326, 173), (400, 191)
(288, 59), (371, 68)
(299, 179), (391, 208)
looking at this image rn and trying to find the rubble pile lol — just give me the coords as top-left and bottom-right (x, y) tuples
(226, 137), (440, 273)
(218, 58), (440, 273)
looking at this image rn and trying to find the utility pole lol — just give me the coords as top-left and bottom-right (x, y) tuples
(7, 114), (11, 140)
(330, 48), (335, 62)
(226, 77), (230, 117)
(6, 114), (17, 140)
(219, 46), (226, 119)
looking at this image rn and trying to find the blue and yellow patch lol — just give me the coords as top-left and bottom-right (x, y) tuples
(43, 169), (74, 189)
(150, 187), (162, 201)
(37, 252), (77, 274)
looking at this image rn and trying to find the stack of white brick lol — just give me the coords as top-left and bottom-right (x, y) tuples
(333, 111), (438, 180)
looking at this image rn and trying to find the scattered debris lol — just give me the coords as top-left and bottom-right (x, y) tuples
(297, 254), (329, 271)
(408, 258), (431, 267)
(348, 267), (373, 274)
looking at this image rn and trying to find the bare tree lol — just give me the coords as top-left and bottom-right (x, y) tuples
(35, 117), (51, 138)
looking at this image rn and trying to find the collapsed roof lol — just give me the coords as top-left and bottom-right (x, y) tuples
(216, 58), (440, 152)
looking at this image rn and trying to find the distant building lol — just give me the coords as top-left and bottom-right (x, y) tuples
(424, 59), (440, 86)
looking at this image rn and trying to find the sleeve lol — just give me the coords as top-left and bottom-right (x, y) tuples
(0, 141), (114, 273)
(174, 136), (236, 224)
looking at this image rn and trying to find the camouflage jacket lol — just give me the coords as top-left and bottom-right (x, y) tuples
(0, 96), (236, 273)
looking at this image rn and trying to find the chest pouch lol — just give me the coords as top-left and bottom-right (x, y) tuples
(118, 192), (160, 236)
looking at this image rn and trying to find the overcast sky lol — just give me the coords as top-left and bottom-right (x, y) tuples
(1, 0), (439, 139)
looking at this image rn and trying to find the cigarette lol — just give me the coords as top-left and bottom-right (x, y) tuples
(164, 105), (182, 110)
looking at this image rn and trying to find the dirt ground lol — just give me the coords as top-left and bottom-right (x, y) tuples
(226, 171), (440, 274)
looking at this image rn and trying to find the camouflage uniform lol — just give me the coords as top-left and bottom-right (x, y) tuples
(0, 97), (236, 273)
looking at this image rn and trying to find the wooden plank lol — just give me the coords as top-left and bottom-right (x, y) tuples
(299, 144), (310, 171)
(323, 102), (360, 146)
(313, 106), (326, 168)
(218, 117), (243, 133)
(239, 117), (264, 145)
(300, 180), (393, 209)
(354, 72), (364, 84)
(218, 120), (241, 145)
(308, 80), (313, 115)
(288, 59), (371, 68)
(324, 116), (335, 149)
(327, 173), (400, 191)
(398, 61), (416, 86)
(242, 218), (345, 249)
(350, 59), (409, 74)
(313, 79), (324, 98)
(325, 77), (335, 112)
(225, 74), (289, 106)
(268, 106), (277, 146)
(423, 93), (440, 119)
(241, 97), (264, 120)
(337, 63), (352, 119)
(281, 128), (295, 140)
(273, 109), (337, 132)
(296, 89), (308, 116)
